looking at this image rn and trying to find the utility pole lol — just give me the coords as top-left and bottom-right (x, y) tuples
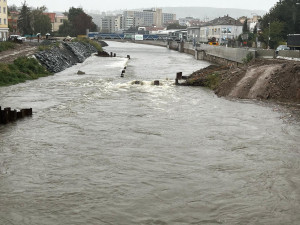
(267, 22), (270, 49)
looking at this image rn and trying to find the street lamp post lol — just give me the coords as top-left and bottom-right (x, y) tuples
(267, 22), (271, 49)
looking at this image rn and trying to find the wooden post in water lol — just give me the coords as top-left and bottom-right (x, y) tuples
(3, 108), (11, 124)
(121, 69), (125, 77)
(175, 72), (182, 85)
(176, 72), (183, 80)
(153, 80), (160, 86)
(0, 106), (3, 124)
(0, 107), (33, 124)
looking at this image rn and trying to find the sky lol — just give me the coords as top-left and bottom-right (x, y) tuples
(8, 0), (280, 12)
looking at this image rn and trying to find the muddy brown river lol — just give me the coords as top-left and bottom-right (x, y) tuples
(0, 42), (299, 225)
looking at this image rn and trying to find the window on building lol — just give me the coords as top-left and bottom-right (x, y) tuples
(4, 19), (6, 24)
(0, 18), (1, 24)
(4, 7), (6, 13)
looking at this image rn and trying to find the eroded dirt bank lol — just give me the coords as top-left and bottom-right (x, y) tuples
(184, 59), (300, 104)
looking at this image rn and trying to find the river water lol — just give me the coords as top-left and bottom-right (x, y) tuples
(0, 41), (299, 225)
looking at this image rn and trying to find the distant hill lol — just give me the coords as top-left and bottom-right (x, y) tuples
(161, 7), (266, 20)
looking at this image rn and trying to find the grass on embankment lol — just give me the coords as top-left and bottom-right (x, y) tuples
(185, 65), (226, 89)
(72, 37), (103, 52)
(0, 41), (16, 52)
(186, 72), (221, 89)
(0, 57), (52, 86)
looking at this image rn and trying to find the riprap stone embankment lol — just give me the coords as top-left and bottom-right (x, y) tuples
(35, 42), (97, 73)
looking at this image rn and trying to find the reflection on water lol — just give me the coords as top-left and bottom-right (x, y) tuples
(0, 41), (299, 225)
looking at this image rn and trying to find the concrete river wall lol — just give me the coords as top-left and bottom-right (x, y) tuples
(135, 40), (300, 66)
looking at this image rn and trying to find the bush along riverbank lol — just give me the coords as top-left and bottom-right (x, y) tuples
(183, 59), (300, 103)
(0, 57), (52, 86)
(0, 41), (16, 52)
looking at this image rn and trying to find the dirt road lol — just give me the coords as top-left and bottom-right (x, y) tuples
(0, 42), (38, 64)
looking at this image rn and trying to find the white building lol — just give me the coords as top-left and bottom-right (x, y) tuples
(123, 8), (176, 30)
(0, 0), (9, 41)
(188, 15), (243, 44)
(101, 16), (116, 33)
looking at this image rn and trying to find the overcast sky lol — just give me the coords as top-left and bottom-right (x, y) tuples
(8, 0), (279, 12)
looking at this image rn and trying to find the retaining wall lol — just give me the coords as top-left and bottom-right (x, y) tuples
(256, 49), (275, 59)
(278, 50), (300, 58)
(166, 41), (300, 65)
(35, 42), (97, 73)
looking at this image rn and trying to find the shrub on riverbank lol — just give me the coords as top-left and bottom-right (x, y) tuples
(0, 42), (16, 52)
(38, 41), (60, 51)
(72, 37), (103, 52)
(185, 65), (225, 89)
(0, 57), (51, 86)
(204, 73), (220, 89)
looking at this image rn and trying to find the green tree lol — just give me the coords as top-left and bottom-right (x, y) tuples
(68, 7), (84, 23)
(167, 23), (187, 30)
(253, 24), (258, 34)
(72, 12), (97, 35)
(243, 19), (248, 33)
(58, 20), (74, 36)
(58, 7), (97, 36)
(8, 4), (18, 14)
(32, 6), (52, 35)
(260, 0), (300, 47)
(17, 2), (33, 35)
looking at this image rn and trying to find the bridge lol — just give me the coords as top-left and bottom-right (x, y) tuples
(88, 32), (168, 41)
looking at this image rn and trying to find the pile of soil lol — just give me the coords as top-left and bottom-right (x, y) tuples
(184, 59), (300, 103)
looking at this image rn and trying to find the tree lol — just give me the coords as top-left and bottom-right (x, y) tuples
(126, 26), (139, 32)
(259, 0), (300, 47)
(32, 6), (52, 35)
(72, 13), (97, 35)
(260, 20), (286, 49)
(58, 20), (75, 36)
(167, 23), (187, 30)
(17, 1), (33, 36)
(243, 19), (248, 33)
(8, 4), (18, 14)
(58, 7), (98, 36)
(253, 24), (258, 34)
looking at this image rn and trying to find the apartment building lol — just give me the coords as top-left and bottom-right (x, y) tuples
(0, 0), (9, 41)
(53, 14), (68, 32)
(8, 11), (19, 34)
(187, 15), (243, 44)
(101, 16), (116, 33)
(43, 12), (55, 32)
(114, 14), (124, 32)
(163, 13), (176, 24)
(123, 8), (176, 30)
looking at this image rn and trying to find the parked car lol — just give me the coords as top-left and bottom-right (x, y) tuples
(8, 35), (26, 43)
(275, 45), (290, 54)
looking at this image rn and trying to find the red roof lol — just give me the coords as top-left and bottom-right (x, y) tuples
(43, 13), (56, 23)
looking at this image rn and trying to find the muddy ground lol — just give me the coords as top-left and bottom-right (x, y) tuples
(184, 59), (300, 104)
(0, 42), (38, 64)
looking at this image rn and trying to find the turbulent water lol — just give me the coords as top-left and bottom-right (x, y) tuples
(0, 41), (299, 225)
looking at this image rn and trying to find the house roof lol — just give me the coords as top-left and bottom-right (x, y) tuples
(206, 15), (243, 26)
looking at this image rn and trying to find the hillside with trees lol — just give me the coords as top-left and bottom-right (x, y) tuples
(259, 0), (300, 48)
